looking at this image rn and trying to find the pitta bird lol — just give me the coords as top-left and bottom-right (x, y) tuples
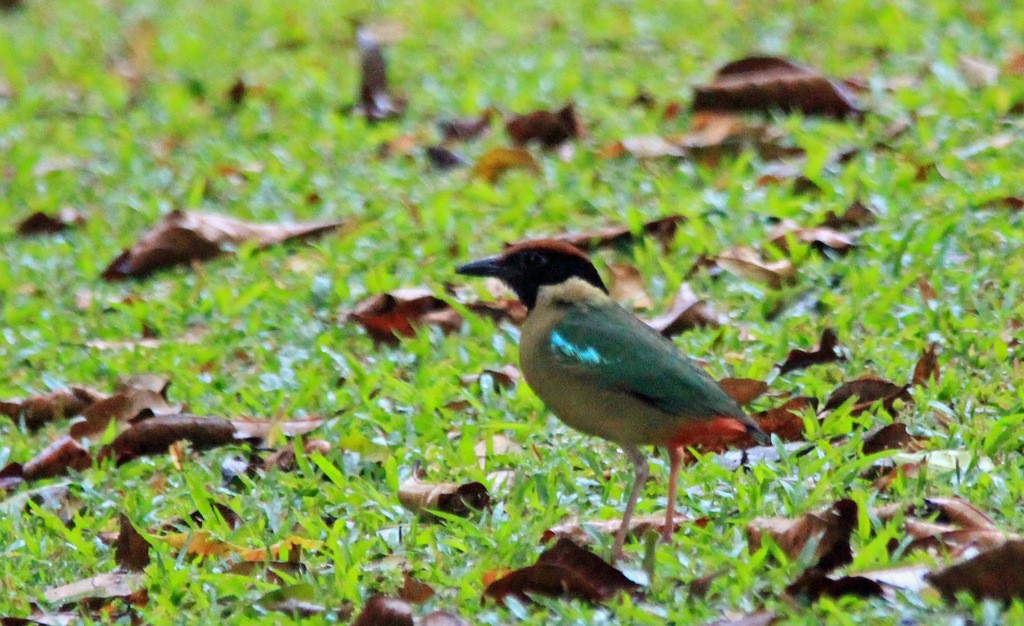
(457, 240), (768, 559)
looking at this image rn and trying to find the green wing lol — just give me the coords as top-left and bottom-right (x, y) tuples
(547, 302), (747, 421)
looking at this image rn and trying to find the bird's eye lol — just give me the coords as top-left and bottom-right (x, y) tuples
(524, 250), (547, 267)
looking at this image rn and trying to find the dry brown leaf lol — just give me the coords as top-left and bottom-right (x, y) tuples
(506, 103), (583, 148)
(15, 208), (86, 236)
(473, 434), (523, 468)
(377, 134), (418, 159)
(102, 210), (343, 280)
(349, 288), (463, 344)
(747, 499), (857, 571)
(460, 366), (521, 391)
(673, 112), (798, 166)
(768, 219), (857, 255)
(607, 263), (653, 310)
(644, 283), (724, 337)
(822, 375), (911, 415)
(912, 343), (940, 387)
(483, 538), (641, 605)
(22, 436), (92, 481)
(819, 201), (877, 230)
(70, 388), (180, 441)
(354, 29), (406, 122)
(264, 439), (332, 472)
(438, 108), (495, 142)
(397, 475), (490, 518)
(425, 146), (468, 170)
(471, 147), (539, 183)
(115, 513), (152, 572)
(398, 573), (435, 604)
(600, 136), (684, 159)
(693, 56), (862, 118)
(521, 214), (684, 252)
(351, 595), (413, 626)
(926, 540), (1024, 603)
(716, 246), (796, 289)
(718, 378), (769, 406)
(862, 423), (925, 455)
(784, 569), (884, 602)
(777, 328), (845, 375)
(42, 572), (145, 606)
(0, 386), (106, 431)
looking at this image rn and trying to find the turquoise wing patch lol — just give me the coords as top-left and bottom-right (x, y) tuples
(550, 330), (606, 365)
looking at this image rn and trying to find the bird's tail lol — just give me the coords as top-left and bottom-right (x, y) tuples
(745, 421), (771, 446)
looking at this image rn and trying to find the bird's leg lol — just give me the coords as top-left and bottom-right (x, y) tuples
(662, 446), (684, 543)
(612, 444), (648, 562)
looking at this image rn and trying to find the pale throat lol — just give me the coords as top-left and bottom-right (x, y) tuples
(535, 277), (610, 309)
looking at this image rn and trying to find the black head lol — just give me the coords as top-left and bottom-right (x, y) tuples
(456, 239), (607, 309)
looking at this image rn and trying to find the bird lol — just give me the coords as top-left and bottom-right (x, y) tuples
(456, 239), (769, 560)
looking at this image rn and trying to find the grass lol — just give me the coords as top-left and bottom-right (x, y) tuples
(2, 0), (1024, 623)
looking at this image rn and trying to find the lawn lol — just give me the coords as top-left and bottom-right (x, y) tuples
(2, 0), (1024, 623)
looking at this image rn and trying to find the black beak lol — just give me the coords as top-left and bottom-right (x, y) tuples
(456, 255), (506, 278)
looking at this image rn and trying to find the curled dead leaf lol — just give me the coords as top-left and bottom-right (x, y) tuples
(693, 56), (862, 119)
(425, 146), (467, 170)
(471, 147), (539, 183)
(16, 208), (85, 236)
(768, 219), (857, 255)
(747, 499), (857, 571)
(22, 436), (92, 481)
(823, 375), (911, 415)
(398, 573), (435, 604)
(819, 201), (877, 230)
(926, 540), (1024, 603)
(912, 343), (940, 387)
(785, 569), (884, 602)
(438, 108), (494, 142)
(349, 288), (463, 344)
(397, 475), (490, 518)
(0, 386), (106, 431)
(718, 378), (769, 406)
(354, 29), (406, 122)
(776, 328), (845, 375)
(115, 513), (152, 572)
(483, 538), (641, 605)
(862, 423), (925, 455)
(70, 388), (180, 441)
(102, 210), (343, 280)
(506, 103), (583, 148)
(716, 246), (796, 289)
(644, 282), (724, 337)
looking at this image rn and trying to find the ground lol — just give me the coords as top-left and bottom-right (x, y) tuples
(2, 0), (1024, 623)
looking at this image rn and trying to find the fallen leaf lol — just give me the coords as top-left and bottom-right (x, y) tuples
(70, 388), (180, 441)
(607, 263), (653, 310)
(42, 572), (145, 605)
(747, 499), (857, 571)
(354, 29), (406, 121)
(926, 540), (1024, 603)
(673, 112), (797, 166)
(506, 103), (583, 148)
(15, 208), (85, 236)
(257, 583), (325, 617)
(460, 366), (521, 391)
(785, 569), (884, 602)
(22, 436), (92, 481)
(158, 531), (321, 562)
(471, 147), (539, 183)
(438, 108), (494, 142)
(777, 328), (845, 374)
(1006, 52), (1024, 77)
(541, 514), (695, 544)
(377, 134), (418, 159)
(483, 538), (641, 605)
(754, 397), (815, 442)
(644, 282), (724, 337)
(688, 569), (727, 599)
(461, 298), (528, 325)
(0, 462), (24, 492)
(768, 220), (857, 255)
(822, 376), (911, 415)
(718, 378), (769, 406)
(348, 288), (463, 344)
(819, 201), (877, 230)
(692, 56), (862, 118)
(351, 595), (413, 626)
(978, 196), (1024, 212)
(516, 214), (685, 252)
(473, 433), (523, 468)
(226, 77), (247, 106)
(912, 344), (940, 387)
(115, 513), (151, 572)
(715, 246), (796, 289)
(264, 439), (332, 472)
(425, 146), (468, 170)
(397, 476), (490, 518)
(862, 423), (925, 455)
(0, 386), (106, 431)
(398, 573), (435, 604)
(102, 210), (343, 280)
(958, 55), (999, 88)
